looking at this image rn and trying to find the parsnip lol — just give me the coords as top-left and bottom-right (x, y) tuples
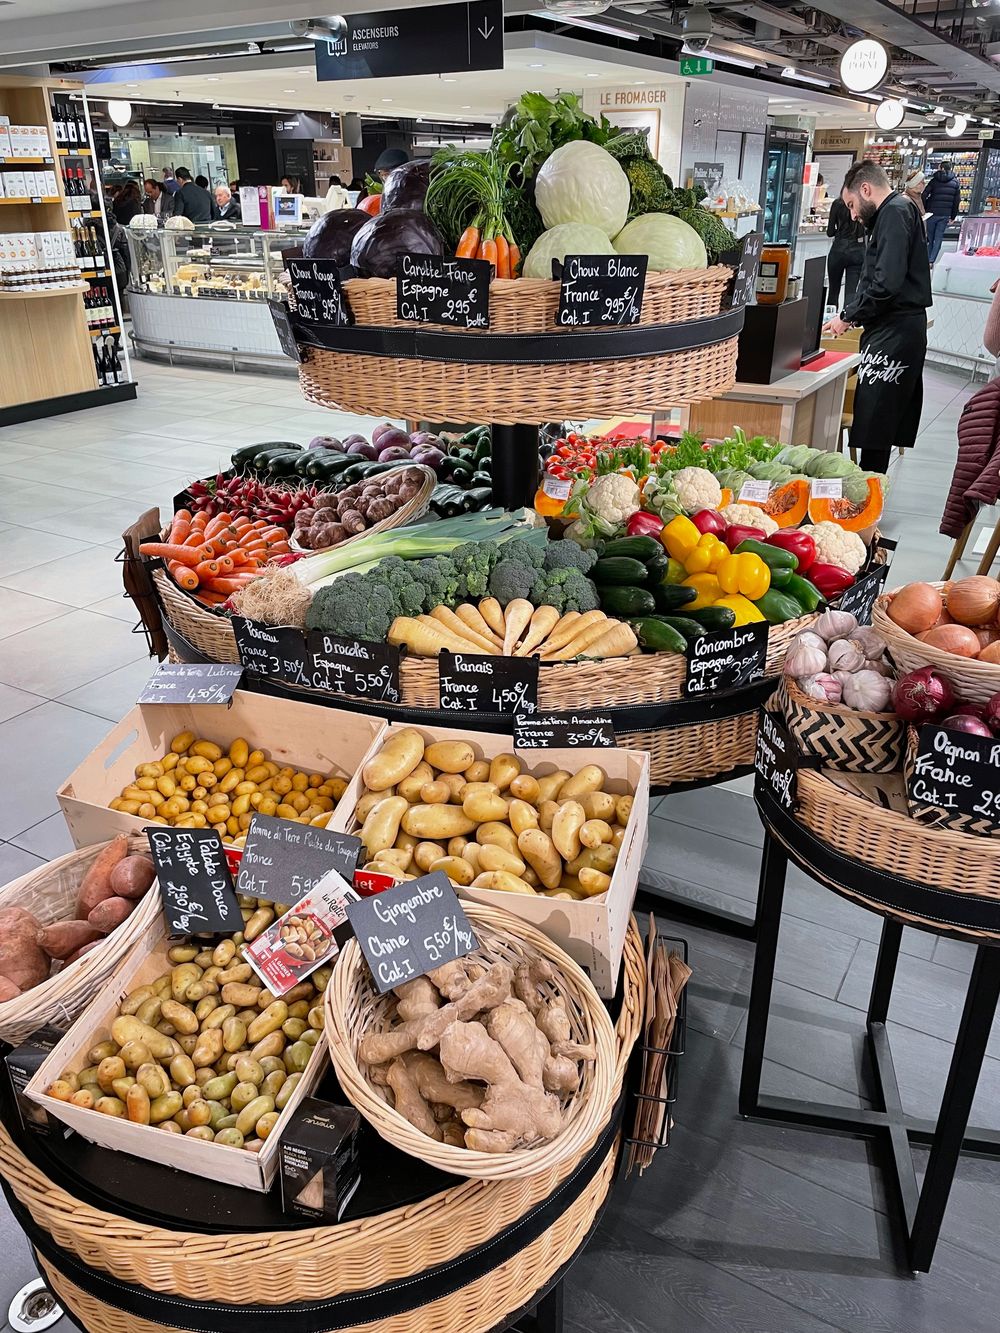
(540, 610), (604, 655)
(576, 622), (638, 660)
(502, 599), (534, 656)
(479, 598), (506, 637)
(455, 603), (503, 647)
(547, 617), (624, 661)
(388, 617), (490, 657)
(515, 605), (560, 657)
(430, 606), (497, 654)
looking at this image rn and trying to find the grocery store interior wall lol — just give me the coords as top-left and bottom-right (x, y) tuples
(680, 81), (769, 206)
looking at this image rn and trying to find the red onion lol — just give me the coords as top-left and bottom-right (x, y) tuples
(983, 692), (1000, 735)
(951, 701), (987, 719)
(940, 714), (993, 737)
(891, 666), (956, 722)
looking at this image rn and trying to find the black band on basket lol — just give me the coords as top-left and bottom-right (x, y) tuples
(290, 307), (746, 365)
(6, 1102), (624, 1333)
(757, 788), (1000, 935)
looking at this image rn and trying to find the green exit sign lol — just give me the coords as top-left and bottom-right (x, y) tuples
(680, 55), (715, 76)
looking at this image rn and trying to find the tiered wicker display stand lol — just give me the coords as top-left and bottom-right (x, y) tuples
(0, 923), (645, 1333)
(742, 771), (1000, 1273)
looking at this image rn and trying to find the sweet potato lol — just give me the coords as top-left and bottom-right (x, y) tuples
(87, 896), (134, 933)
(63, 940), (104, 966)
(0, 908), (49, 990)
(76, 834), (129, 918)
(109, 855), (155, 900)
(38, 919), (102, 961)
(0, 976), (21, 1002)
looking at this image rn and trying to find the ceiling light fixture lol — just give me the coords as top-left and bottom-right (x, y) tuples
(875, 98), (905, 129)
(530, 11), (640, 39)
(946, 113), (968, 137)
(107, 99), (132, 127)
(702, 49), (758, 70)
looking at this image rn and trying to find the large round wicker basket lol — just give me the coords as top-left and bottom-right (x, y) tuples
(873, 581), (1000, 704)
(782, 677), (904, 773)
(0, 836), (161, 1046)
(325, 902), (618, 1181)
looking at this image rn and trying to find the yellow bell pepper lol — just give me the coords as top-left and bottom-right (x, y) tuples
(717, 553), (771, 601)
(683, 532), (729, 576)
(714, 594), (766, 626)
(661, 514), (700, 562)
(681, 572), (723, 610)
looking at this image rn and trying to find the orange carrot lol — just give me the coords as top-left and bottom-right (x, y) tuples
(202, 574), (259, 594)
(494, 234), (510, 280)
(204, 513), (231, 539)
(215, 553), (235, 575)
(138, 542), (202, 566)
(196, 537), (230, 559)
(507, 242), (521, 277)
(194, 559), (223, 581)
(267, 542), (291, 556)
(168, 564), (199, 591)
(196, 591), (228, 606)
(229, 549), (252, 567)
(478, 236), (497, 273)
(456, 225), (480, 259)
(167, 510), (191, 544)
(190, 512), (209, 531)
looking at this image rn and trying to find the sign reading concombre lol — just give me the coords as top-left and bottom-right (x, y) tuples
(839, 38), (889, 93)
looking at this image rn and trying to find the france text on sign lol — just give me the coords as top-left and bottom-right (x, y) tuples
(145, 827), (243, 935)
(514, 710), (616, 749)
(314, 1), (503, 81)
(137, 663), (243, 706)
(438, 651), (539, 715)
(838, 563), (889, 625)
(753, 708), (799, 813)
(555, 254), (647, 328)
(232, 617), (310, 687)
(729, 231), (764, 309)
(908, 725), (1000, 835)
(267, 299), (303, 363)
(684, 621), (769, 697)
(346, 871), (478, 994)
(307, 631), (402, 702)
(396, 253), (490, 328)
(286, 259), (351, 325)
(244, 869), (360, 996)
(236, 814), (363, 906)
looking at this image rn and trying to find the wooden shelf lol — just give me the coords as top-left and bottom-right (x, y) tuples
(0, 286), (85, 300)
(89, 325), (121, 336)
(0, 196), (60, 205)
(0, 155), (53, 165)
(80, 269), (110, 278)
(57, 146), (91, 156)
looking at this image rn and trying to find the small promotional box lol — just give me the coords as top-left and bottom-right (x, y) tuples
(0, 123), (11, 156)
(5, 171), (26, 199)
(23, 170), (38, 197)
(5, 1024), (68, 1137)
(279, 1097), (361, 1221)
(44, 169), (58, 196)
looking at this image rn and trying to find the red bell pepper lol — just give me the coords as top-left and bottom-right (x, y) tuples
(766, 528), (816, 574)
(690, 508), (727, 537)
(626, 510), (666, 538)
(808, 562), (855, 598)
(723, 523), (767, 551)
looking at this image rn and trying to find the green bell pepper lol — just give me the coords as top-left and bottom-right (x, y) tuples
(782, 573), (825, 613)
(752, 588), (806, 624)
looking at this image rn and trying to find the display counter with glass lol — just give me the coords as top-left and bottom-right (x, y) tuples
(125, 223), (309, 370)
(927, 213), (1000, 373)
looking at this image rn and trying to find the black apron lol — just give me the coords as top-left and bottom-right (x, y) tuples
(849, 311), (927, 454)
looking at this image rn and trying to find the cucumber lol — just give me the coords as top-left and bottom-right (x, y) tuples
(682, 606), (737, 631)
(231, 442), (274, 468)
(473, 436), (492, 463)
(450, 464), (474, 486)
(659, 615), (708, 644)
(266, 451), (307, 478)
(470, 469), (492, 488)
(593, 556), (649, 585)
(597, 584), (656, 617)
(629, 618), (687, 654)
(464, 487), (493, 511)
(250, 445), (302, 472)
(652, 582), (698, 612)
(601, 535), (663, 562)
(307, 453), (353, 481)
(339, 459), (409, 484)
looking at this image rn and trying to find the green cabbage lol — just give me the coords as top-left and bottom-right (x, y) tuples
(522, 223), (616, 280)
(613, 212), (707, 272)
(534, 141), (630, 237)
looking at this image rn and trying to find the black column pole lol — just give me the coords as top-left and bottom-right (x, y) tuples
(491, 423), (540, 510)
(867, 919), (903, 1027)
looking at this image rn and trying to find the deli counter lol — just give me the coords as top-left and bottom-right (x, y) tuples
(125, 224), (308, 371)
(927, 214), (1000, 374)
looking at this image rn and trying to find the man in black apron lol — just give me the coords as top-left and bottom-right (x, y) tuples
(823, 160), (932, 474)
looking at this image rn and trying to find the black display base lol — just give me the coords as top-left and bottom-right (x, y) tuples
(0, 382), (137, 427)
(491, 422), (541, 509)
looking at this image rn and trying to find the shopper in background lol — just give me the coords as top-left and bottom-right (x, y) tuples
(142, 178), (170, 223)
(825, 193), (865, 310)
(922, 161), (961, 264)
(824, 160), (932, 474)
(374, 148), (408, 182)
(324, 174), (350, 210)
(215, 184), (241, 221)
(113, 179), (142, 226)
(160, 168), (179, 196)
(904, 170), (928, 224)
(280, 176), (302, 195)
(107, 213), (130, 290)
(194, 174), (210, 191)
(172, 167), (217, 222)
(350, 176), (367, 200)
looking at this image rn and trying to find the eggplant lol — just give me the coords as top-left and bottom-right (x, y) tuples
(381, 159), (431, 213)
(350, 209), (444, 278)
(301, 208), (370, 262)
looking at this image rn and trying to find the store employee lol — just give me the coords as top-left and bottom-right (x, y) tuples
(823, 160), (932, 474)
(172, 167), (218, 223)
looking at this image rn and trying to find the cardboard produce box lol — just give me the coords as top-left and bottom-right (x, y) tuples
(57, 690), (387, 848)
(26, 923), (328, 1192)
(340, 721), (650, 997)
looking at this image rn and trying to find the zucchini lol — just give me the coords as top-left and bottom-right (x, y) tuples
(593, 556), (649, 586)
(473, 436), (492, 464)
(231, 442), (271, 468)
(597, 584), (656, 617)
(432, 484), (466, 518)
(628, 618), (687, 654)
(659, 615), (708, 644)
(470, 469), (492, 488)
(266, 451), (307, 478)
(306, 453), (353, 481)
(652, 582), (698, 613)
(450, 464), (474, 486)
(600, 535), (663, 562)
(682, 606), (738, 631)
(643, 553), (669, 586)
(250, 445), (302, 472)
(463, 487), (493, 511)
(339, 459), (409, 484)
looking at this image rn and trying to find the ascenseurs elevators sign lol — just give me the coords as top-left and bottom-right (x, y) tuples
(314, 1), (503, 81)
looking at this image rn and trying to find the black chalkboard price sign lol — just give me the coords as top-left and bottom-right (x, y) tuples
(236, 814), (363, 906)
(266, 299), (303, 363)
(287, 259), (352, 326)
(232, 617), (309, 687)
(908, 725), (1000, 836)
(306, 631), (401, 703)
(438, 652), (539, 715)
(555, 253), (647, 327)
(346, 871), (478, 994)
(838, 560), (891, 626)
(753, 708), (800, 813)
(396, 253), (490, 328)
(137, 662), (243, 706)
(513, 710), (616, 749)
(145, 827), (243, 935)
(728, 231), (764, 309)
(683, 621), (769, 697)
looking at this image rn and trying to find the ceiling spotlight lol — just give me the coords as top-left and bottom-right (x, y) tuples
(107, 100), (132, 127)
(289, 16), (348, 41)
(946, 113), (968, 137)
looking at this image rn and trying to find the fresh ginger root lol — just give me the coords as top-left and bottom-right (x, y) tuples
(428, 959), (480, 999)
(402, 1050), (484, 1112)
(387, 1058), (442, 1140)
(543, 1054), (581, 1096)
(415, 961), (513, 1051)
(486, 1000), (548, 1088)
(396, 976), (442, 1022)
(359, 1020), (426, 1066)
(439, 1020), (562, 1149)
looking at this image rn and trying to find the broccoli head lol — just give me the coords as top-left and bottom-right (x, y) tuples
(531, 567), (600, 614)
(542, 541), (597, 574)
(415, 555), (465, 611)
(496, 537), (545, 571)
(305, 573), (398, 641)
(373, 556), (426, 618)
(677, 207), (737, 263)
(488, 557), (543, 607)
(451, 540), (502, 599)
(625, 158), (673, 217)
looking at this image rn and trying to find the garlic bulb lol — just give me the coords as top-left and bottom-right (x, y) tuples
(799, 672), (843, 703)
(784, 634), (828, 678)
(814, 609), (858, 642)
(827, 638), (867, 673)
(841, 669), (892, 712)
(849, 626), (886, 659)
(865, 658), (892, 677)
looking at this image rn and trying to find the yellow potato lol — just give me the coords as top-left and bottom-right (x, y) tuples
(580, 818), (614, 848)
(171, 731), (195, 754)
(361, 795), (409, 858)
(429, 855), (475, 886)
(460, 842), (483, 873)
(509, 773), (540, 804)
(536, 771), (570, 803)
(615, 794), (634, 826)
(488, 753), (520, 792)
(612, 826), (627, 850)
(464, 760), (490, 783)
(397, 762), (434, 802)
(401, 804), (477, 839)
(409, 841), (445, 873)
(537, 799), (559, 832)
(110, 1016), (174, 1061)
(229, 738), (250, 768)
(420, 781), (451, 805)
(470, 870), (536, 895)
(507, 798), (539, 837)
(552, 801), (586, 861)
(425, 740), (477, 773)
(558, 765), (606, 800)
(363, 727), (425, 791)
(475, 821), (519, 857)
(581, 791), (617, 822)
(565, 843), (618, 877)
(190, 740), (223, 761)
(477, 844), (526, 877)
(462, 790), (509, 823)
(376, 846), (413, 871)
(517, 828), (562, 889)
(438, 773), (466, 803)
(356, 788), (393, 822)
(447, 836), (469, 858)
(577, 867), (612, 897)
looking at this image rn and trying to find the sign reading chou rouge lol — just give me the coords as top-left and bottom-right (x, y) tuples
(287, 259), (351, 326)
(555, 254), (647, 327)
(396, 253), (490, 328)
(346, 871), (477, 993)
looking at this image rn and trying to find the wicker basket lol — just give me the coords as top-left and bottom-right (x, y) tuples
(0, 836), (161, 1046)
(782, 677), (905, 774)
(325, 902), (618, 1181)
(0, 921), (644, 1316)
(873, 581), (1000, 704)
(289, 463), (436, 554)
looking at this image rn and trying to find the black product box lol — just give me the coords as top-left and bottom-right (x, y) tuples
(4, 1024), (68, 1137)
(735, 298), (807, 384)
(279, 1097), (361, 1221)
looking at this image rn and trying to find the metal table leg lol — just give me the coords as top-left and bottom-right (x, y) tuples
(738, 832), (788, 1117)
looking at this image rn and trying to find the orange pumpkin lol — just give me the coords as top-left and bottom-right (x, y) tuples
(760, 478), (809, 528)
(808, 476), (884, 531)
(358, 193), (382, 216)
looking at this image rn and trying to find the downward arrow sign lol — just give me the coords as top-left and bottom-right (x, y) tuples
(478, 17), (494, 38)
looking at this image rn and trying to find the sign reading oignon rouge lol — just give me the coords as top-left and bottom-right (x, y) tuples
(145, 827), (243, 935)
(287, 259), (351, 326)
(908, 725), (1000, 834)
(683, 621), (769, 697)
(307, 631), (401, 702)
(438, 652), (538, 714)
(137, 663), (243, 706)
(555, 253), (647, 327)
(232, 617), (309, 686)
(314, 1), (503, 81)
(514, 710), (616, 749)
(346, 871), (478, 993)
(236, 814), (363, 906)
(396, 254), (490, 328)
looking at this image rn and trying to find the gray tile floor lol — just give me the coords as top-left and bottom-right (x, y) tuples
(0, 357), (993, 1331)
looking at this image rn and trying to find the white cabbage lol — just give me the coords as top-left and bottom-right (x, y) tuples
(522, 223), (616, 280)
(534, 141), (630, 237)
(613, 213), (707, 271)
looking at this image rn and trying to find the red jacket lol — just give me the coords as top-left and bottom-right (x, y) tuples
(941, 377), (1000, 538)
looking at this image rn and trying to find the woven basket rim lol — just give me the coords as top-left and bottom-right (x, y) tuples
(784, 675), (898, 722)
(873, 582), (1000, 702)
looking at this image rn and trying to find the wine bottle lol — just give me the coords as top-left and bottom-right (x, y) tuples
(113, 336), (126, 384)
(53, 101), (67, 146)
(92, 342), (104, 385)
(102, 286), (114, 327)
(92, 225), (105, 271)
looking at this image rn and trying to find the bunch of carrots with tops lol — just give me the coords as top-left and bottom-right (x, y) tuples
(456, 221), (520, 279)
(139, 509), (289, 607)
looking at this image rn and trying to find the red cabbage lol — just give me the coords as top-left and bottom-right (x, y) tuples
(302, 209), (370, 263)
(351, 209), (444, 278)
(381, 160), (431, 213)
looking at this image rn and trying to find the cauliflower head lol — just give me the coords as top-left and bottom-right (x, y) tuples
(719, 503), (779, 535)
(672, 466), (722, 514)
(808, 522), (867, 575)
